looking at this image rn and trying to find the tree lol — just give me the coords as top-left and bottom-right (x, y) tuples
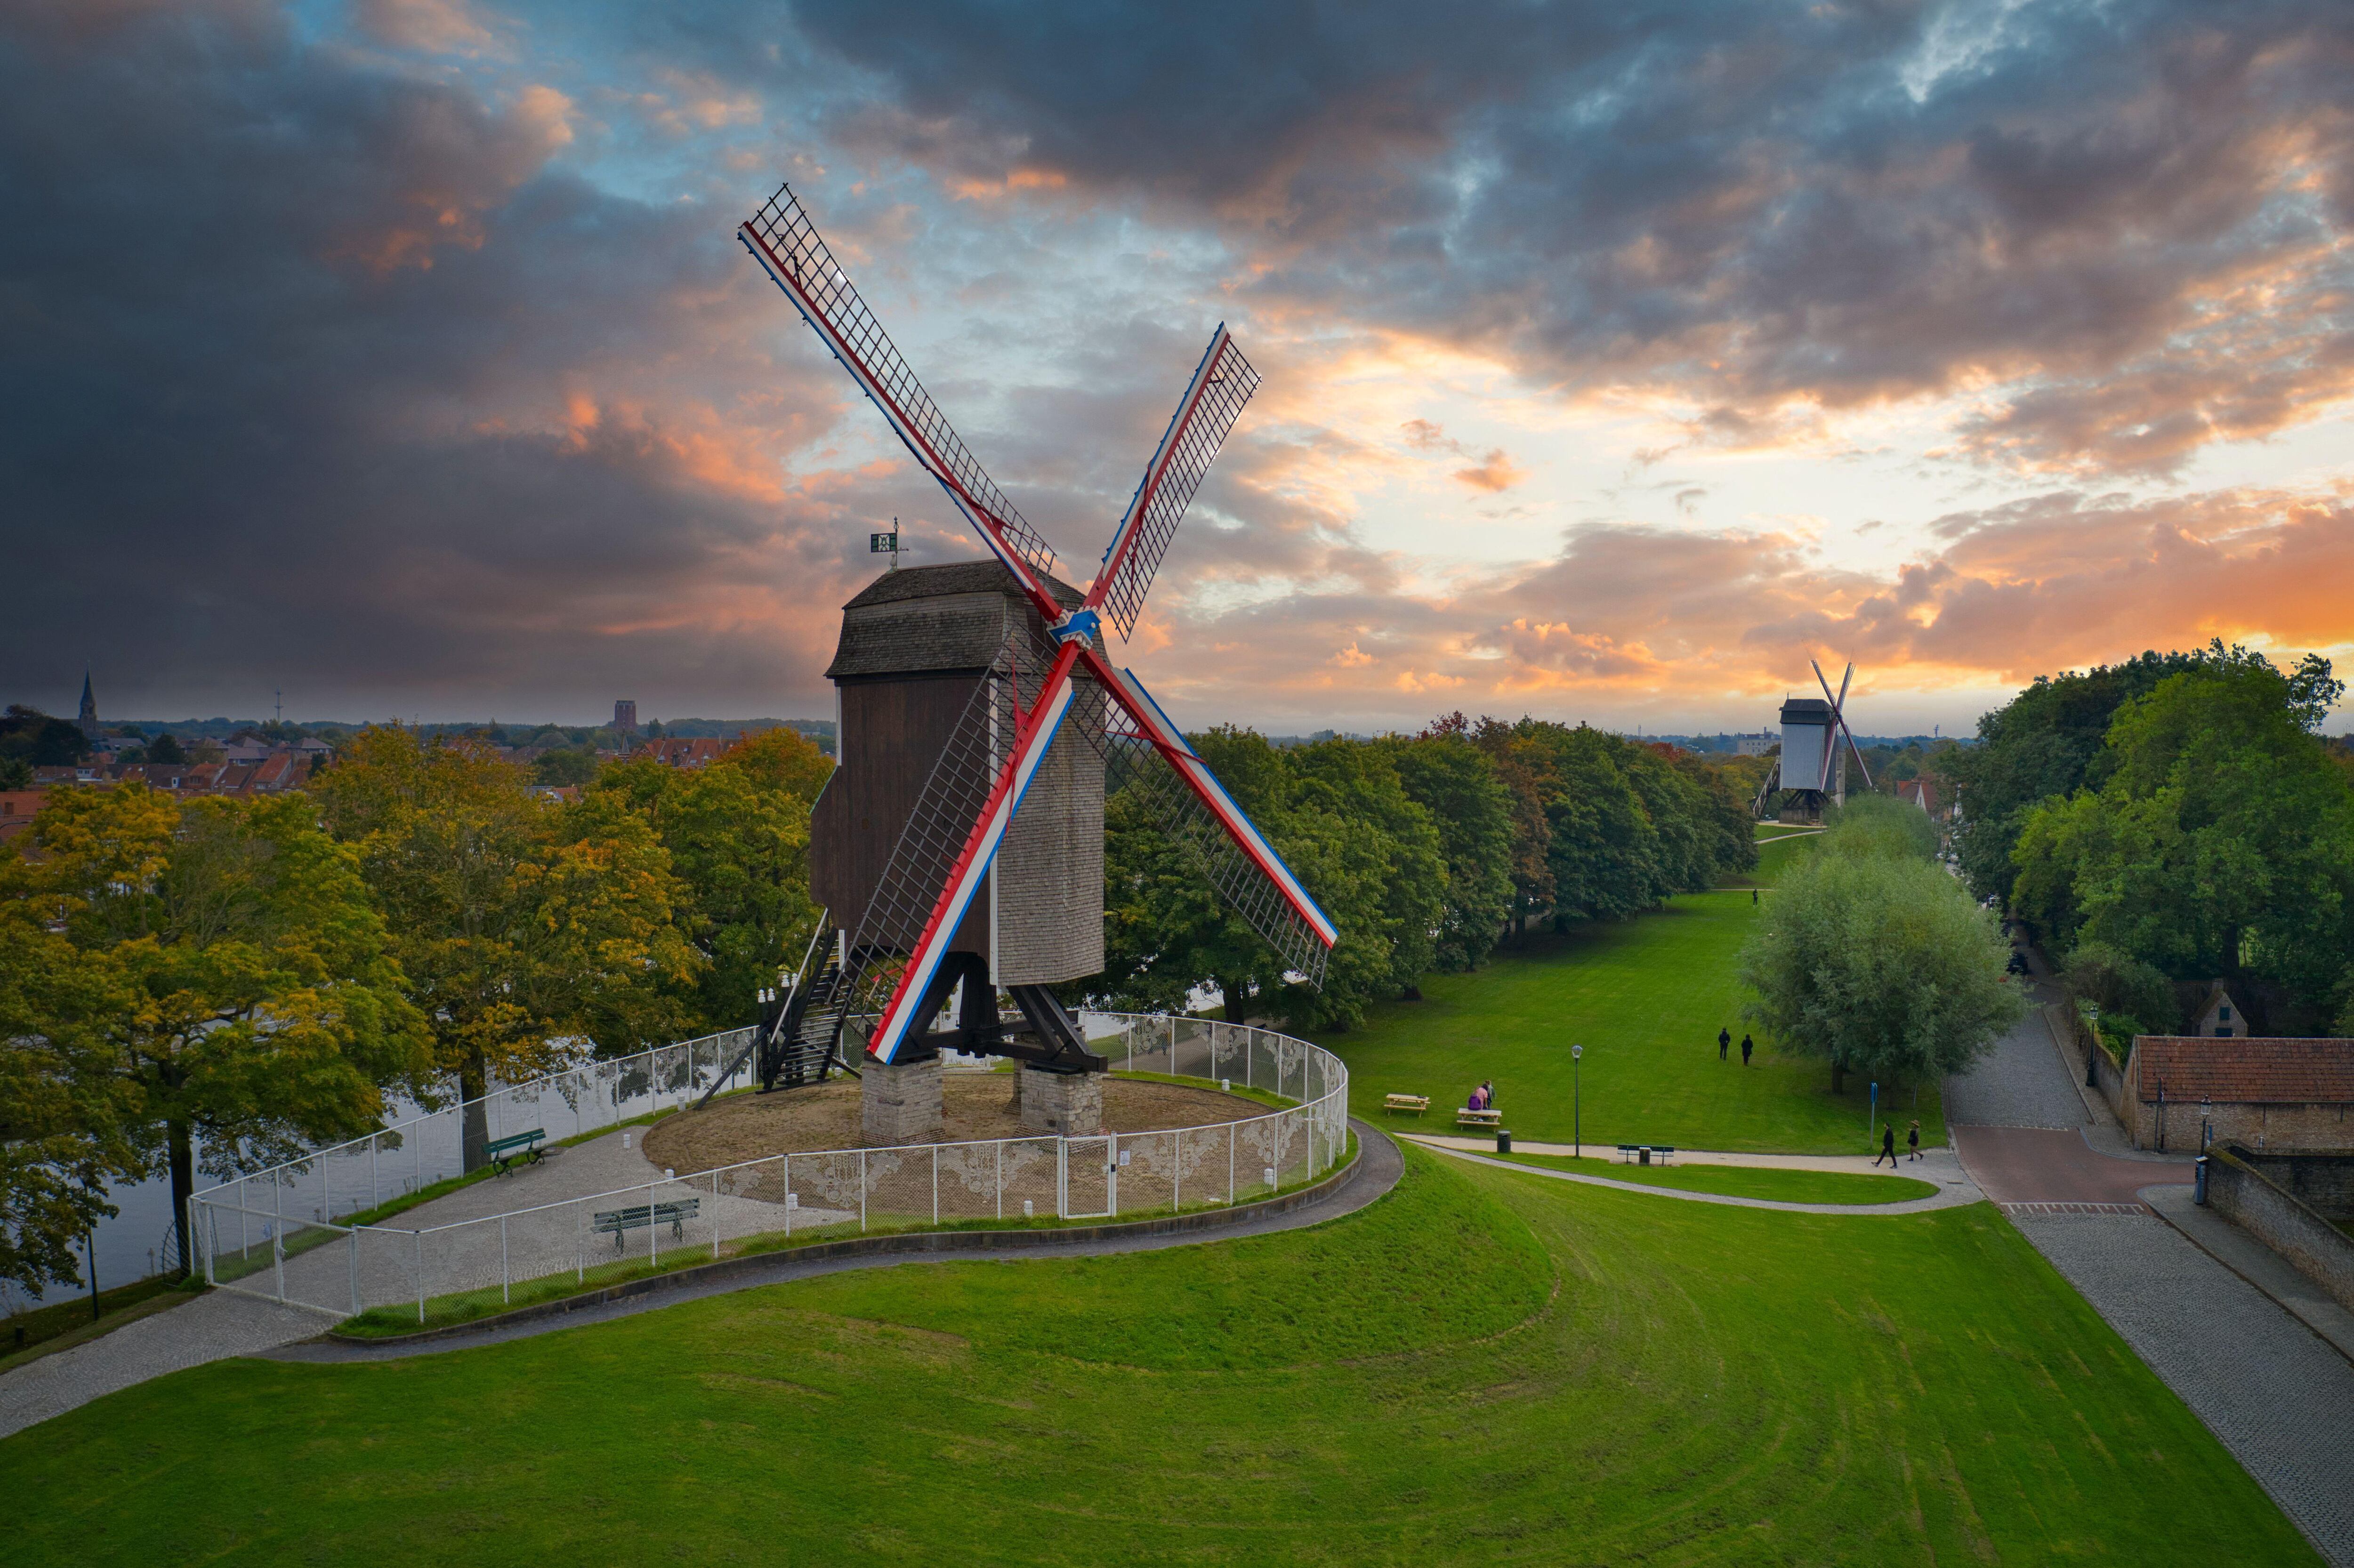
(1385, 729), (1514, 971)
(1290, 738), (1446, 1004)
(0, 705), (91, 768)
(2, 785), (430, 1276)
(532, 747), (597, 787)
(0, 901), (133, 1296)
(1740, 845), (2024, 1093)
(310, 728), (701, 1167)
(2011, 656), (2354, 1028)
(588, 728), (829, 1033)
(2060, 940), (2179, 1045)
(0, 756), (30, 790)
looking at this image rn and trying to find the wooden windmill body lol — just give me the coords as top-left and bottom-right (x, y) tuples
(711, 184), (1339, 1144)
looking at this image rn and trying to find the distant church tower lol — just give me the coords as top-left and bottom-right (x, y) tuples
(77, 672), (99, 741)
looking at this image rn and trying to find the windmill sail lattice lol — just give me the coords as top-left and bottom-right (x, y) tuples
(742, 188), (1058, 579)
(1094, 330), (1260, 641)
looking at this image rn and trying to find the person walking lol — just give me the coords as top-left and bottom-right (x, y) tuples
(1717, 1027), (1731, 1062)
(1751, 889), (1759, 906)
(1907, 1120), (1922, 1162)
(1874, 1123), (1898, 1168)
(1739, 1033), (1754, 1066)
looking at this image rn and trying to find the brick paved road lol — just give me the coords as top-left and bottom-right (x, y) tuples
(2021, 1211), (2354, 1566)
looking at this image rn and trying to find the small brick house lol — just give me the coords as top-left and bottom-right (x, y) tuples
(2123, 1035), (2354, 1152)
(2188, 979), (2247, 1038)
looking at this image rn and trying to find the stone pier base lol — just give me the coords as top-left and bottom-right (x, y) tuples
(1019, 1066), (1104, 1136)
(862, 1055), (943, 1146)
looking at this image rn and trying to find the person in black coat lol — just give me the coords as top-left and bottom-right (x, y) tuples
(1717, 1027), (1731, 1061)
(1739, 1034), (1753, 1066)
(1874, 1123), (1898, 1167)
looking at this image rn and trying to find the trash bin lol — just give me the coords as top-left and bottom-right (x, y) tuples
(1496, 1130), (1511, 1155)
(1639, 1146), (1652, 1166)
(2194, 1155), (2208, 1206)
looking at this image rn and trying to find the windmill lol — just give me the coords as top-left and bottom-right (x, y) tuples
(1755, 660), (1872, 824)
(709, 183), (1338, 1142)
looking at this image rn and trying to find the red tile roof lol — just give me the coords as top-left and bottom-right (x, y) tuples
(2131, 1036), (2354, 1104)
(634, 737), (728, 769)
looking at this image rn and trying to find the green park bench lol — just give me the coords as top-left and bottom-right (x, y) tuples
(485, 1128), (547, 1175)
(592, 1197), (701, 1249)
(1616, 1144), (1677, 1166)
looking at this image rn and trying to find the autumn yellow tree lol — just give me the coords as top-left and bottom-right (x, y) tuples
(310, 728), (700, 1166)
(2, 785), (428, 1278)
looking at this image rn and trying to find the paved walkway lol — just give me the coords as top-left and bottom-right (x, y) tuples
(0, 1290), (330, 1440)
(1405, 1138), (1984, 1215)
(1946, 985), (2354, 1567)
(0, 1125), (1403, 1418)
(1404, 1131), (1968, 1177)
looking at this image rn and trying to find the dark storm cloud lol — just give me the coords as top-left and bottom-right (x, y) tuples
(0, 0), (864, 719)
(780, 0), (2354, 474)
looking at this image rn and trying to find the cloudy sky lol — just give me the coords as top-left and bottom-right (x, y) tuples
(6, 0), (2353, 736)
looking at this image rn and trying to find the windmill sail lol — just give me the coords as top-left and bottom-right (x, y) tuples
(740, 186), (1060, 590)
(1090, 327), (1260, 641)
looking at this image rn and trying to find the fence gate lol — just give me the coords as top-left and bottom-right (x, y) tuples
(1059, 1136), (1113, 1219)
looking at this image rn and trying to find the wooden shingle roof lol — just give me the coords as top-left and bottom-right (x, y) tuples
(2131, 1036), (2354, 1104)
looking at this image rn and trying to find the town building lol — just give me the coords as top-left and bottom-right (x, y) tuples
(1732, 732), (1776, 756)
(2117, 1034), (2354, 1152)
(613, 700), (638, 737)
(2191, 980), (2247, 1038)
(77, 673), (99, 741)
(633, 736), (728, 770)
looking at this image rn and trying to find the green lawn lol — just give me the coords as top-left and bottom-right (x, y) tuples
(1483, 1148), (1941, 1204)
(1322, 832), (1944, 1154)
(1, 1148), (2310, 1565)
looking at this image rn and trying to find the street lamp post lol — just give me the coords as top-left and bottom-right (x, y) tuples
(1572, 1045), (1583, 1159)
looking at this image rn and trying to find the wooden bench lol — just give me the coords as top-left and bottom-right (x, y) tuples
(592, 1197), (701, 1249)
(1615, 1144), (1677, 1166)
(485, 1128), (547, 1175)
(1456, 1107), (1502, 1130)
(1384, 1094), (1431, 1116)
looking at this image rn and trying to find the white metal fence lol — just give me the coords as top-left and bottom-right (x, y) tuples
(191, 1015), (1347, 1330)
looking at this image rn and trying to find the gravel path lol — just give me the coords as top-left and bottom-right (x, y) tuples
(0, 1292), (330, 1440)
(2018, 1210), (2354, 1566)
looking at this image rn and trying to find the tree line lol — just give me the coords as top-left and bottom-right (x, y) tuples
(1950, 643), (2354, 1042)
(1, 709), (1764, 1298)
(1090, 715), (1758, 1030)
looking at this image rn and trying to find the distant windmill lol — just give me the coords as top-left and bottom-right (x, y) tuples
(707, 183), (1338, 1141)
(1755, 660), (1872, 823)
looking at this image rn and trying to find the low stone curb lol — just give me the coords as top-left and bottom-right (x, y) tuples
(323, 1142), (1367, 1349)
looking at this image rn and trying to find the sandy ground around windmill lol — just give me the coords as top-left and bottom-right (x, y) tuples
(642, 1074), (1268, 1174)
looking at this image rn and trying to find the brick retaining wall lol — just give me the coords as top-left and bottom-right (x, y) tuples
(2204, 1143), (2354, 1315)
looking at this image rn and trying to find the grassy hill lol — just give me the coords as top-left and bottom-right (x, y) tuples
(1, 1148), (2311, 1565)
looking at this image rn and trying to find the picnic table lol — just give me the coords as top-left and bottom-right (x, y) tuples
(1384, 1094), (1431, 1116)
(591, 1197), (701, 1249)
(1615, 1144), (1677, 1166)
(1456, 1107), (1502, 1130)
(485, 1128), (547, 1175)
